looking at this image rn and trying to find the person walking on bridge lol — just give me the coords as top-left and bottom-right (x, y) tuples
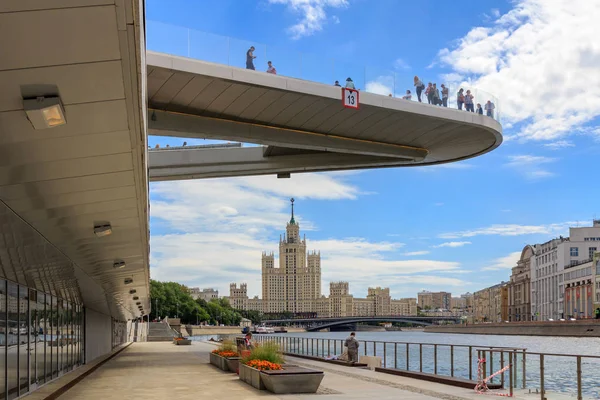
(246, 46), (256, 70)
(344, 332), (359, 363)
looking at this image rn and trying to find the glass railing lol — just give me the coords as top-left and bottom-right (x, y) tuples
(146, 20), (501, 124)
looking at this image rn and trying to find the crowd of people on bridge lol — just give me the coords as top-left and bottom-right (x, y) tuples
(245, 47), (495, 119)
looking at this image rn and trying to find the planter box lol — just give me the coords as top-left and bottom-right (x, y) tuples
(260, 366), (324, 394)
(225, 357), (240, 373)
(239, 363), (265, 390)
(173, 339), (191, 345)
(210, 353), (229, 371)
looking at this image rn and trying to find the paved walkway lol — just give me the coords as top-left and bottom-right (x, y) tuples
(46, 341), (513, 400)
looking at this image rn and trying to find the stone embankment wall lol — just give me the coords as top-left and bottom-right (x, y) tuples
(187, 326), (306, 335)
(424, 320), (600, 337)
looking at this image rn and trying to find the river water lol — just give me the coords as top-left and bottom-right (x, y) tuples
(193, 331), (600, 398)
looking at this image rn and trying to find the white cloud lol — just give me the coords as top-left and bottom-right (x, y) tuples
(434, 202), (444, 207)
(491, 8), (501, 18)
(437, 0), (600, 142)
(269, 0), (349, 39)
(365, 80), (392, 96)
(505, 154), (557, 180)
(433, 241), (472, 248)
(394, 58), (410, 70)
(402, 250), (430, 256)
(440, 222), (573, 239)
(481, 251), (521, 271)
(331, 15), (340, 24)
(543, 140), (575, 150)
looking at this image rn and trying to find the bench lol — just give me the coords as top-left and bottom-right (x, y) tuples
(375, 367), (503, 390)
(283, 352), (368, 367)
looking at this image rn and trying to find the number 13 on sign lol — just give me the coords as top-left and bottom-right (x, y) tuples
(342, 88), (359, 109)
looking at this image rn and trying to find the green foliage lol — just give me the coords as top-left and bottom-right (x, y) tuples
(237, 309), (263, 324)
(242, 341), (284, 364)
(149, 280), (241, 325)
(218, 340), (238, 353)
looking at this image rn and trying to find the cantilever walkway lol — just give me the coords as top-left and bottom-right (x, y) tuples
(37, 341), (518, 400)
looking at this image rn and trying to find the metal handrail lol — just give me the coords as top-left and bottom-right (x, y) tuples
(253, 335), (598, 399)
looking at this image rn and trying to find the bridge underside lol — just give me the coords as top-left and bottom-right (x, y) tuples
(146, 52), (502, 181)
(307, 319), (434, 332)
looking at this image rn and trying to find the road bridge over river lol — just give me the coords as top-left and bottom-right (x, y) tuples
(262, 316), (462, 332)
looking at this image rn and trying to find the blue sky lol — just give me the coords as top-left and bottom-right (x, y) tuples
(146, 0), (600, 300)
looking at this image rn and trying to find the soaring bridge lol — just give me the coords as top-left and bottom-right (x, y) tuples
(262, 316), (462, 332)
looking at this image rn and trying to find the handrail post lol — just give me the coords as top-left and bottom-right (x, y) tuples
(394, 343), (397, 369)
(328, 339), (331, 356)
(406, 343), (409, 370)
(434, 344), (437, 375)
(508, 352), (513, 397)
(364, 341), (367, 356)
(373, 341), (376, 358)
(450, 345), (454, 377)
(540, 354), (544, 400)
(482, 351), (487, 382)
(576, 356), (582, 400)
(469, 346), (473, 380)
(490, 350), (494, 382)
(419, 344), (423, 372)
(500, 351), (504, 388)
(522, 350), (526, 389)
(334, 339), (337, 355)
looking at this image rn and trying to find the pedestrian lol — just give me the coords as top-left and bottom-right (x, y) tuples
(432, 83), (441, 106)
(464, 90), (474, 112)
(345, 77), (355, 89)
(344, 332), (360, 363)
(402, 90), (412, 100)
(457, 88), (465, 110)
(426, 82), (433, 104)
(413, 75), (425, 102)
(484, 100), (495, 118)
(246, 46), (256, 70)
(476, 103), (483, 115)
(441, 84), (449, 107)
(334, 80), (341, 87)
(267, 61), (277, 74)
(244, 332), (254, 350)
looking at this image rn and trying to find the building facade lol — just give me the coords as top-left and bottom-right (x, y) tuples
(189, 287), (219, 302)
(418, 291), (451, 310)
(508, 245), (533, 321)
(530, 220), (600, 320)
(563, 260), (595, 318)
(473, 282), (508, 323)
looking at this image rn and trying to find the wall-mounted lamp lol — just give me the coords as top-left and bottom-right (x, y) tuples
(24, 96), (66, 129)
(113, 260), (126, 269)
(94, 223), (112, 237)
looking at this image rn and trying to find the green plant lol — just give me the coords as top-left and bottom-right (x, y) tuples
(242, 341), (284, 364)
(218, 340), (237, 353)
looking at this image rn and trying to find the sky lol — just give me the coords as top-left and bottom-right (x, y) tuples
(145, 0), (600, 301)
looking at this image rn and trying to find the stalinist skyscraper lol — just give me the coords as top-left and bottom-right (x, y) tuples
(261, 198), (321, 314)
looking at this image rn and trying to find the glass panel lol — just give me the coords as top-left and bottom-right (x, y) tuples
(51, 297), (58, 379)
(0, 280), (6, 400)
(67, 302), (72, 370)
(18, 286), (29, 395)
(6, 282), (18, 400)
(37, 293), (45, 385)
(29, 290), (36, 387)
(44, 295), (51, 382)
(59, 301), (64, 373)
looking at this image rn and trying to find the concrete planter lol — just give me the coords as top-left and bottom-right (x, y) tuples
(239, 363), (265, 390)
(225, 357), (240, 373)
(210, 353), (229, 371)
(173, 339), (191, 345)
(260, 366), (324, 394)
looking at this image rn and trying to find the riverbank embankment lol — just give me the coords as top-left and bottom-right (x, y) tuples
(425, 320), (600, 337)
(186, 326), (306, 335)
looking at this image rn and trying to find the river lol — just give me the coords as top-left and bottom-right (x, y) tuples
(194, 330), (600, 397)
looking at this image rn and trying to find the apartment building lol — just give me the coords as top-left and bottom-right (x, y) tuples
(189, 287), (219, 302)
(473, 282), (508, 322)
(508, 245), (533, 321)
(418, 291), (451, 310)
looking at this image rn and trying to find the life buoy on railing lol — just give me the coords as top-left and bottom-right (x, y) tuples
(474, 358), (513, 396)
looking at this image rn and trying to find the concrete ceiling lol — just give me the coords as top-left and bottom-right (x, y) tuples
(145, 52), (503, 178)
(0, 0), (149, 320)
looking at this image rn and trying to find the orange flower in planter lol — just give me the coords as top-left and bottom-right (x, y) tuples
(218, 351), (240, 358)
(244, 359), (283, 371)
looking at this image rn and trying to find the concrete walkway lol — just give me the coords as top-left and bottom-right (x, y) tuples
(49, 341), (510, 400)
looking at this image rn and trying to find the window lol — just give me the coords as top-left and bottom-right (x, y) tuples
(589, 247), (597, 259)
(570, 247), (579, 257)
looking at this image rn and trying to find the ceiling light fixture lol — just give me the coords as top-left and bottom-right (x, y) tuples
(93, 223), (112, 237)
(129, 289), (137, 294)
(23, 96), (67, 129)
(136, 302), (141, 305)
(124, 278), (133, 285)
(113, 260), (126, 269)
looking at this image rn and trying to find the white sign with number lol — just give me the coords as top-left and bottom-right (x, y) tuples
(342, 88), (359, 109)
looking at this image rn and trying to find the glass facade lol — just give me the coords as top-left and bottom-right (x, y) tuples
(0, 280), (83, 399)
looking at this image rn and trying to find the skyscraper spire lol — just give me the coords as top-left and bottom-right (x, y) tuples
(290, 198), (295, 224)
